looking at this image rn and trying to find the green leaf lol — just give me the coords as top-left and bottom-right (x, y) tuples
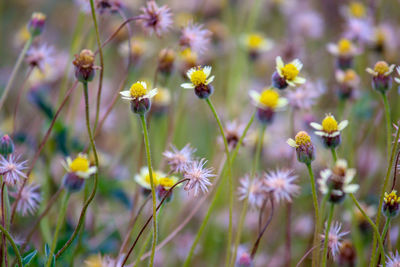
(22, 250), (37, 266)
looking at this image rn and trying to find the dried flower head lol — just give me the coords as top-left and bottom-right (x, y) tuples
(179, 23), (211, 55)
(139, 1), (173, 37)
(73, 49), (96, 82)
(163, 144), (196, 173)
(183, 159), (215, 196)
(238, 175), (265, 209)
(0, 154), (27, 186)
(320, 221), (349, 259)
(386, 251), (400, 267)
(263, 169), (300, 203)
(26, 44), (54, 71)
(11, 183), (41, 216)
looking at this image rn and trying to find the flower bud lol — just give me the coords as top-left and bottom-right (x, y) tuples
(383, 190), (400, 218)
(271, 71), (289, 90)
(287, 131), (315, 165)
(28, 12), (46, 37)
(366, 61), (395, 93)
(130, 98), (151, 115)
(62, 172), (85, 193)
(0, 135), (14, 157)
(256, 107), (275, 124)
(73, 49), (96, 83)
(158, 48), (175, 75)
(194, 84), (214, 99)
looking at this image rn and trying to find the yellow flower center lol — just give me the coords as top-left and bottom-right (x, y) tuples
(70, 156), (90, 172)
(248, 34), (263, 49)
(295, 131), (311, 146)
(281, 63), (299, 81)
(145, 173), (160, 186)
(374, 61), (390, 75)
(159, 177), (175, 188)
(338, 39), (352, 54)
(384, 191), (400, 205)
(343, 70), (357, 82)
(321, 116), (338, 133)
(190, 69), (207, 86)
(259, 89), (279, 108)
(130, 82), (147, 98)
(349, 2), (366, 18)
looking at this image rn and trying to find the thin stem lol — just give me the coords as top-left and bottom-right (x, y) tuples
(139, 114), (157, 267)
(89, 0), (104, 132)
(382, 218), (391, 246)
(382, 93), (392, 157)
(55, 82), (99, 258)
(1, 182), (7, 267)
(0, 36), (33, 111)
(306, 163), (319, 267)
(45, 191), (70, 267)
(321, 203), (334, 267)
(392, 150), (400, 191)
(330, 148), (337, 163)
(371, 120), (400, 265)
(0, 224), (22, 267)
(349, 194), (385, 267)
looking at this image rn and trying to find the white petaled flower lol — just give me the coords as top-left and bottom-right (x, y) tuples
(249, 88), (287, 110)
(163, 144), (196, 173)
(366, 61), (395, 77)
(320, 221), (349, 259)
(139, 1), (173, 37)
(275, 56), (306, 86)
(181, 66), (214, 89)
(134, 167), (164, 190)
(386, 251), (400, 267)
(0, 155), (28, 186)
(180, 23), (211, 55)
(120, 81), (158, 101)
(62, 153), (97, 179)
(394, 66), (400, 84)
(263, 169), (300, 203)
(11, 183), (41, 216)
(183, 159), (215, 196)
(26, 43), (54, 71)
(327, 38), (359, 57)
(310, 113), (348, 138)
(335, 69), (360, 87)
(239, 33), (273, 52)
(237, 175), (265, 209)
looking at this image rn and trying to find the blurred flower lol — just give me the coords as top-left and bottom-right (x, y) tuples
(338, 240), (356, 266)
(95, 0), (124, 14)
(240, 33), (273, 60)
(139, 1), (173, 37)
(163, 144), (196, 174)
(249, 88), (287, 124)
(183, 159), (215, 196)
(238, 175), (265, 209)
(318, 159), (359, 203)
(134, 166), (164, 190)
(287, 131), (315, 164)
(28, 12), (46, 37)
(372, 24), (397, 54)
(335, 69), (360, 100)
(343, 18), (373, 43)
(286, 81), (324, 110)
(219, 120), (246, 150)
(345, 1), (367, 19)
(263, 169), (300, 203)
(84, 253), (132, 267)
(0, 135), (14, 158)
(157, 48), (175, 75)
(272, 56), (306, 89)
(235, 247), (253, 267)
(26, 44), (54, 71)
(320, 221), (349, 259)
(179, 23), (211, 55)
(386, 251), (400, 267)
(383, 190), (400, 218)
(11, 183), (41, 216)
(118, 37), (147, 65)
(181, 66), (214, 98)
(179, 48), (198, 72)
(366, 61), (395, 93)
(327, 38), (359, 70)
(152, 87), (171, 115)
(310, 114), (348, 148)
(0, 154), (27, 186)
(62, 153), (97, 179)
(73, 49), (97, 82)
(290, 10), (324, 39)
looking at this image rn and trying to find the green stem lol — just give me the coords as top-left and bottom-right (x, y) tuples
(382, 93), (392, 157)
(0, 224), (22, 267)
(0, 36), (33, 111)
(321, 203), (334, 267)
(381, 218), (391, 248)
(349, 194), (385, 267)
(306, 163), (319, 267)
(139, 114), (157, 267)
(204, 98), (234, 267)
(55, 82), (99, 258)
(45, 191), (70, 267)
(89, 0), (104, 132)
(371, 116), (399, 265)
(330, 148), (337, 163)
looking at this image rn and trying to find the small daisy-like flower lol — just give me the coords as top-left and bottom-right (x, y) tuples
(310, 114), (348, 148)
(386, 251), (400, 267)
(272, 56), (306, 89)
(183, 159), (215, 196)
(320, 221), (349, 259)
(156, 175), (180, 201)
(181, 65), (215, 99)
(26, 44), (54, 71)
(263, 169), (300, 203)
(0, 154), (27, 186)
(366, 61), (395, 77)
(327, 38), (359, 57)
(335, 69), (360, 100)
(238, 175), (265, 209)
(318, 159), (359, 203)
(179, 23), (211, 55)
(249, 88), (287, 124)
(240, 33), (273, 60)
(120, 81), (158, 114)
(367, 61), (395, 93)
(163, 144), (196, 173)
(11, 183), (41, 216)
(139, 1), (173, 37)
(62, 153), (97, 179)
(346, 1), (367, 19)
(383, 190), (400, 218)
(134, 167), (164, 190)
(287, 131), (315, 164)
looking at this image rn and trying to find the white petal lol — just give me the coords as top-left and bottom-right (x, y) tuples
(338, 120), (349, 131)
(249, 90), (260, 104)
(119, 90), (131, 97)
(366, 68), (376, 75)
(293, 77), (306, 84)
(203, 66), (212, 77)
(326, 44), (338, 55)
(186, 67), (196, 79)
(331, 131), (340, 137)
(315, 131), (327, 136)
(181, 83), (195, 89)
(287, 138), (297, 147)
(395, 77), (400, 84)
(276, 98), (288, 108)
(146, 88), (158, 99)
(310, 122), (323, 130)
(140, 81), (147, 89)
(276, 56), (284, 69)
(292, 59), (303, 70)
(287, 80), (296, 87)
(344, 184), (359, 193)
(206, 75), (215, 85)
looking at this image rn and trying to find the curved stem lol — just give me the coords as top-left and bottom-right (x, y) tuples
(204, 97), (234, 267)
(0, 224), (22, 267)
(306, 163), (319, 267)
(330, 148), (337, 163)
(321, 203), (334, 267)
(382, 218), (391, 247)
(45, 191), (70, 267)
(139, 114), (157, 267)
(349, 194), (385, 267)
(0, 36), (33, 111)
(392, 150), (400, 191)
(55, 82), (99, 258)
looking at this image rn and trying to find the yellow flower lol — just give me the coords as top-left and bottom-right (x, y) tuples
(275, 56), (306, 86)
(153, 87), (171, 106)
(240, 33), (273, 52)
(384, 191), (400, 205)
(348, 2), (366, 18)
(310, 114), (348, 137)
(327, 38), (359, 56)
(134, 167), (164, 189)
(249, 88), (288, 110)
(120, 81), (158, 101)
(181, 66), (214, 89)
(159, 176), (179, 189)
(366, 61), (395, 76)
(287, 131), (312, 148)
(63, 153), (97, 179)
